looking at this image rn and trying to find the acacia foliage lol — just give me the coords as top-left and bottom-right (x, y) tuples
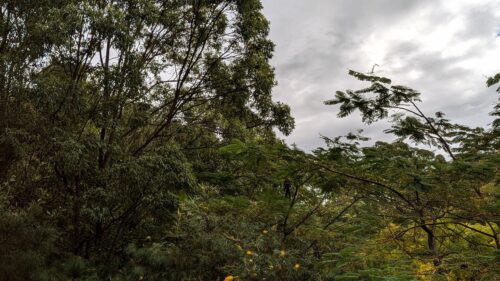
(1, 1), (499, 280)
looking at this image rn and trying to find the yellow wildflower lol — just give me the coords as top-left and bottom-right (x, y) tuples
(224, 275), (235, 281)
(246, 250), (254, 256)
(262, 229), (268, 234)
(279, 250), (286, 257)
(293, 263), (300, 270)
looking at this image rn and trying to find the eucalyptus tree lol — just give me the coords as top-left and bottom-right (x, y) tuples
(0, 0), (293, 273)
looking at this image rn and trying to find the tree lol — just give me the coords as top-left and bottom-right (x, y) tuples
(1, 1), (498, 280)
(0, 0), (293, 278)
(323, 69), (499, 278)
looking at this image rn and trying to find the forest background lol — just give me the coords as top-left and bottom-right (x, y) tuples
(0, 1), (498, 280)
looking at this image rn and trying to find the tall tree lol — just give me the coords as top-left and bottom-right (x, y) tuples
(0, 0), (293, 274)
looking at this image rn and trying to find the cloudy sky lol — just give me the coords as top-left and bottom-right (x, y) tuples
(261, 0), (500, 151)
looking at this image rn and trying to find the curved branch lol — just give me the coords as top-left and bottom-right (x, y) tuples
(311, 161), (414, 208)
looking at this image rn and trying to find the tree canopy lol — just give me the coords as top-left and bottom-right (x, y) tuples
(0, 1), (498, 280)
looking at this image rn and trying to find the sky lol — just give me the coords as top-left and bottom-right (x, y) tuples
(261, 0), (500, 151)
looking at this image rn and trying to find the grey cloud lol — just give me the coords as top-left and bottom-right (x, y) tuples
(263, 0), (499, 151)
(458, 4), (500, 39)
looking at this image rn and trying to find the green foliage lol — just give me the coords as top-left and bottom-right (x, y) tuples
(115, 190), (319, 281)
(1, 1), (499, 280)
(486, 72), (500, 128)
(0, 198), (57, 281)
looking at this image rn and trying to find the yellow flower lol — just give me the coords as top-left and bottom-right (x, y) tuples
(224, 275), (235, 281)
(246, 250), (254, 256)
(262, 229), (268, 234)
(293, 263), (300, 270)
(279, 250), (286, 257)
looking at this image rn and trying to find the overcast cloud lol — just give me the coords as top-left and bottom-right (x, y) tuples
(262, 0), (500, 151)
